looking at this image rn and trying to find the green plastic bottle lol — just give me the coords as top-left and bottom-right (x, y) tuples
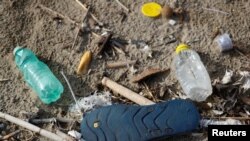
(13, 47), (64, 104)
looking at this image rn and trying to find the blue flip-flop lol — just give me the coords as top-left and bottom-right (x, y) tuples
(81, 99), (200, 141)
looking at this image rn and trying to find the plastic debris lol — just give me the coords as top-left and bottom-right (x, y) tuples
(200, 118), (242, 128)
(221, 70), (233, 84)
(239, 71), (250, 90)
(69, 91), (112, 113)
(68, 130), (82, 140)
(77, 51), (92, 75)
(212, 110), (224, 115)
(141, 2), (162, 17)
(129, 66), (138, 75)
(215, 33), (233, 52)
(141, 44), (152, 58)
(168, 19), (176, 25)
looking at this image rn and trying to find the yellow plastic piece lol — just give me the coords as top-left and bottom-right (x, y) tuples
(141, 2), (162, 17)
(175, 44), (190, 54)
(77, 51), (92, 75)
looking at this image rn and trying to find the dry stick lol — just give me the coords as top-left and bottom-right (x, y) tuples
(143, 82), (157, 102)
(102, 77), (155, 105)
(115, 0), (130, 12)
(29, 118), (75, 124)
(0, 112), (64, 141)
(106, 60), (136, 69)
(71, 29), (81, 50)
(0, 130), (21, 140)
(91, 31), (101, 38)
(202, 7), (230, 15)
(71, 7), (90, 49)
(75, 0), (103, 26)
(38, 4), (79, 26)
(0, 79), (9, 82)
(204, 117), (250, 120)
(60, 71), (81, 113)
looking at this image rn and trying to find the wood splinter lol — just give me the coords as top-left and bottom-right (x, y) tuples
(96, 33), (113, 55)
(0, 112), (68, 141)
(0, 130), (21, 140)
(115, 0), (130, 12)
(75, 0), (104, 26)
(102, 77), (155, 105)
(38, 4), (79, 26)
(106, 60), (136, 69)
(131, 68), (169, 83)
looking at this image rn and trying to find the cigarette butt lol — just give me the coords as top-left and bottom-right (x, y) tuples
(77, 51), (92, 75)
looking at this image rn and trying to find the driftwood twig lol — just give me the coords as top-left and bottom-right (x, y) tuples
(106, 60), (136, 69)
(38, 4), (79, 26)
(131, 68), (168, 83)
(0, 130), (21, 140)
(71, 7), (90, 50)
(96, 33), (113, 55)
(0, 112), (64, 141)
(115, 0), (130, 12)
(204, 116), (250, 120)
(102, 77), (155, 105)
(0, 79), (9, 82)
(75, 0), (103, 26)
(29, 117), (75, 124)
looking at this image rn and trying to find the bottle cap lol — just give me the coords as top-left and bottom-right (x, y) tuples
(13, 46), (23, 55)
(176, 43), (189, 54)
(141, 2), (162, 17)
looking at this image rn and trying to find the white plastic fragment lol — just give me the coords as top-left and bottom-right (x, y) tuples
(212, 110), (224, 115)
(215, 33), (233, 52)
(69, 91), (112, 113)
(68, 130), (82, 140)
(141, 45), (152, 58)
(200, 118), (242, 128)
(207, 103), (213, 108)
(168, 19), (176, 25)
(239, 71), (250, 90)
(221, 70), (233, 84)
(129, 66), (138, 75)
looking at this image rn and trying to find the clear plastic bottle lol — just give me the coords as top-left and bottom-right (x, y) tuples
(13, 47), (64, 104)
(174, 44), (212, 102)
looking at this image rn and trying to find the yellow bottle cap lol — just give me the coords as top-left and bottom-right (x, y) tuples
(175, 43), (189, 54)
(141, 2), (162, 18)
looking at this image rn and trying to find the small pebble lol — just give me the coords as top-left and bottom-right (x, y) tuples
(161, 5), (173, 19)
(168, 19), (176, 25)
(0, 123), (5, 130)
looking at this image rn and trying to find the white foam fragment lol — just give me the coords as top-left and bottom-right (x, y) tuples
(239, 71), (250, 90)
(168, 19), (176, 25)
(212, 110), (224, 115)
(141, 45), (152, 58)
(68, 130), (82, 140)
(239, 71), (250, 77)
(129, 65), (138, 74)
(221, 70), (233, 84)
(200, 119), (242, 127)
(69, 91), (112, 113)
